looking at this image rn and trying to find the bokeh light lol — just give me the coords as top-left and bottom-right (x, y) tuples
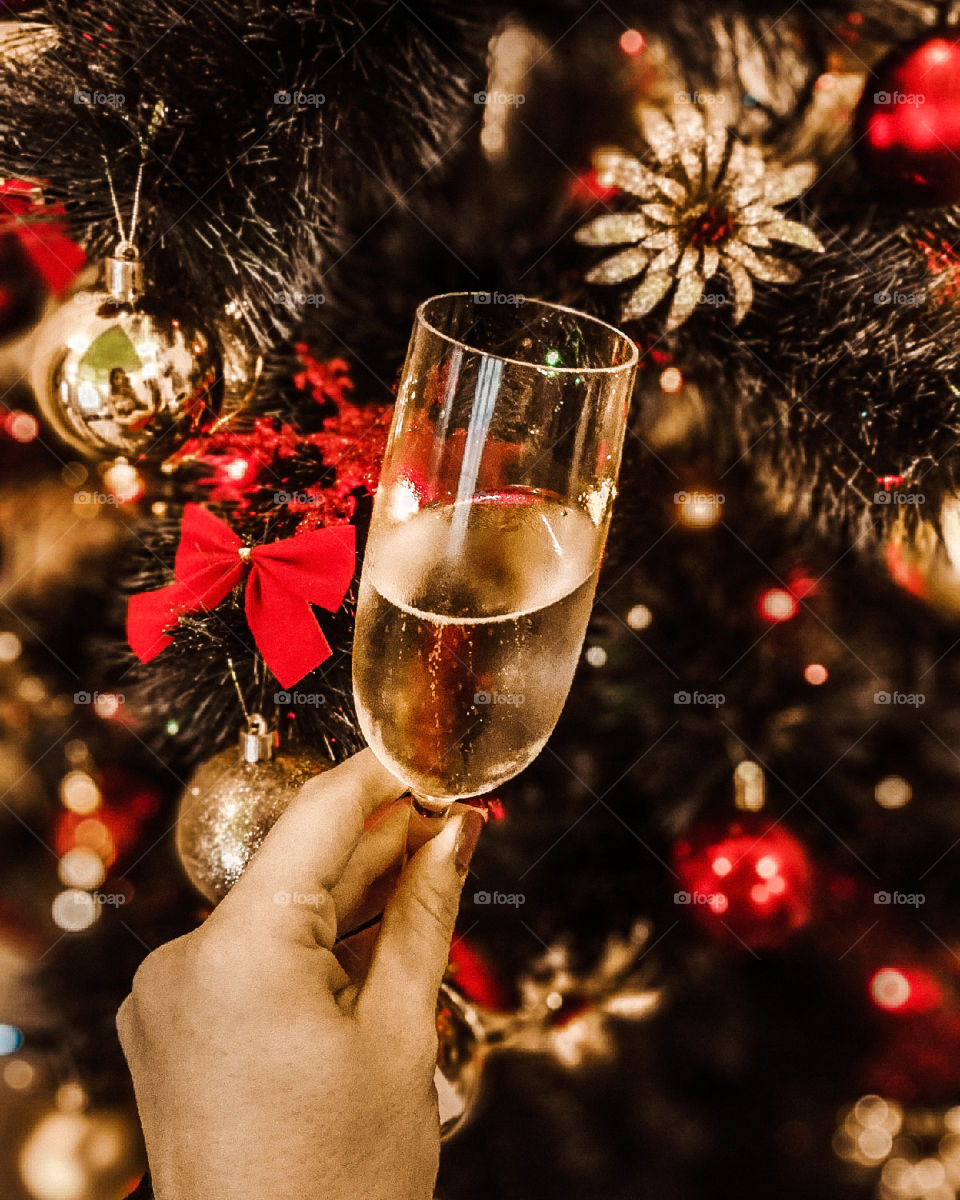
(0, 1024), (23, 1054)
(875, 775), (912, 809)
(0, 631), (21, 662)
(52, 890), (99, 932)
(58, 847), (106, 890)
(734, 760), (765, 811)
(619, 28), (645, 55)
(4, 1059), (34, 1090)
(59, 772), (100, 815)
(759, 588), (798, 623)
(626, 603), (652, 630)
(677, 491), (722, 528)
(92, 693), (122, 720)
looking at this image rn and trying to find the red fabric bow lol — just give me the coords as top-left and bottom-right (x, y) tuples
(127, 504), (355, 687)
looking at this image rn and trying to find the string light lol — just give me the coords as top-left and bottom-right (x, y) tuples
(803, 663), (828, 685)
(734, 760), (765, 811)
(759, 588), (798, 623)
(869, 967), (940, 1014)
(64, 740), (89, 767)
(659, 366), (683, 393)
(3, 1059), (34, 1090)
(677, 491), (722, 528)
(72, 818), (115, 864)
(102, 459), (143, 504)
(59, 771), (100, 815)
(51, 889), (99, 932)
(619, 28), (645, 55)
(18, 677), (45, 703)
(92, 693), (122, 720)
(5, 411), (38, 442)
(585, 645), (607, 667)
(56, 1083), (87, 1114)
(0, 631), (21, 662)
(58, 847), (106, 890)
(626, 604), (652, 630)
(875, 775), (912, 809)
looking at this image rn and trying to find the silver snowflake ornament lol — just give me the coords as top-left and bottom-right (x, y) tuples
(576, 103), (824, 330)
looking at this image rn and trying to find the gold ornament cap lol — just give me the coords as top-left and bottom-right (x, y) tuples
(239, 714), (275, 764)
(104, 245), (144, 301)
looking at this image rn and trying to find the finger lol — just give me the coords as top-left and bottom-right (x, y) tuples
(222, 749), (404, 938)
(331, 799), (409, 924)
(357, 808), (484, 1035)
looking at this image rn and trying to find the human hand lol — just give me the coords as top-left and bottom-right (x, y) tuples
(117, 749), (483, 1200)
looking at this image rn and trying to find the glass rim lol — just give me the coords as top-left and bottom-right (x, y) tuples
(414, 292), (639, 376)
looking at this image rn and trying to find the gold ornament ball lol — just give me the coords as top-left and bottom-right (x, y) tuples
(176, 720), (331, 904)
(19, 1106), (142, 1200)
(30, 254), (222, 458)
(886, 496), (960, 619)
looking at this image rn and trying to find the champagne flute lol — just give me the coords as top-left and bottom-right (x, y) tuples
(352, 293), (637, 815)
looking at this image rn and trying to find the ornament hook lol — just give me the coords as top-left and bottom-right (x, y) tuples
(239, 713), (275, 764)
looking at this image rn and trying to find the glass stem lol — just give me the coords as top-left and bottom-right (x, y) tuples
(405, 793), (457, 865)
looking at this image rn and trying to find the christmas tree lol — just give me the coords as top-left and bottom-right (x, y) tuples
(3, 2), (960, 1198)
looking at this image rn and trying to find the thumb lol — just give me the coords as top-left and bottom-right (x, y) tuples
(358, 807), (484, 1035)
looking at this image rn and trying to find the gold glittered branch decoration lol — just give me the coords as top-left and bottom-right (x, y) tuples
(576, 102), (824, 330)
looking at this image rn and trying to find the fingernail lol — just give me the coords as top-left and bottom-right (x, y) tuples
(455, 809), (484, 876)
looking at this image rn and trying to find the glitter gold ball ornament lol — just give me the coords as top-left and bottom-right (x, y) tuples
(30, 249), (222, 458)
(886, 495), (960, 619)
(175, 716), (331, 904)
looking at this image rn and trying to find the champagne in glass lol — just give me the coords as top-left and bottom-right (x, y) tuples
(353, 293), (637, 811)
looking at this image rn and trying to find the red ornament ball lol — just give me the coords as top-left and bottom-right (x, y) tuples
(859, 33), (960, 202)
(672, 818), (813, 950)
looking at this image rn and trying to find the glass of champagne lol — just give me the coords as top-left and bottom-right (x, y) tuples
(353, 293), (637, 815)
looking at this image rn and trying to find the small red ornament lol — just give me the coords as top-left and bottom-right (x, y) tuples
(858, 33), (960, 202)
(672, 818), (813, 950)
